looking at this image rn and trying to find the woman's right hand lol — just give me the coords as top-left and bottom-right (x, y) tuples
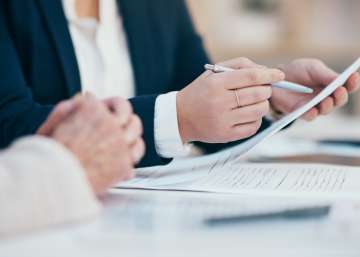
(177, 58), (285, 144)
(39, 94), (144, 194)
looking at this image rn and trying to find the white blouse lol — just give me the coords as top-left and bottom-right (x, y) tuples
(62, 0), (190, 158)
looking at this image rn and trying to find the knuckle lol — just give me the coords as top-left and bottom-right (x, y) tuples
(238, 57), (251, 65)
(251, 89), (265, 103)
(262, 100), (271, 114)
(254, 87), (272, 102)
(246, 70), (260, 83)
(272, 70), (284, 81)
(123, 99), (133, 114)
(247, 120), (262, 137)
(255, 119), (263, 130)
(312, 58), (324, 66)
(239, 57), (250, 62)
(255, 101), (270, 117)
(266, 87), (273, 98)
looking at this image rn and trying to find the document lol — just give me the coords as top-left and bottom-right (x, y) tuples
(149, 58), (360, 170)
(120, 161), (360, 198)
(118, 58), (360, 198)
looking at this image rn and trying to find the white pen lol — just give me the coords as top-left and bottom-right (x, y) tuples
(204, 64), (314, 94)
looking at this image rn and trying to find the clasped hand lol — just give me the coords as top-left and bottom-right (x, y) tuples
(37, 93), (145, 194)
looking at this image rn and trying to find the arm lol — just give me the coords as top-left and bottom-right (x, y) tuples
(0, 7), (53, 148)
(0, 136), (100, 238)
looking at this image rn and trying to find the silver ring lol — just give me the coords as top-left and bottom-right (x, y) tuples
(234, 89), (241, 108)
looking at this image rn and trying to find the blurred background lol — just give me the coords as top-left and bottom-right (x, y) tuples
(187, 0), (360, 117)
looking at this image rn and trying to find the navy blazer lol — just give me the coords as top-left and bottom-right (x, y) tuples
(0, 0), (271, 167)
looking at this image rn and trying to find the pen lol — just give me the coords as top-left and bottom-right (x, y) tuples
(205, 64), (314, 94)
(205, 205), (331, 226)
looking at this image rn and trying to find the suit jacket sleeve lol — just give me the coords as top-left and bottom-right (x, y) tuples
(0, 7), (53, 148)
(0, 136), (101, 238)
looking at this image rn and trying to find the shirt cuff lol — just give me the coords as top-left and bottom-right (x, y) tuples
(154, 92), (192, 158)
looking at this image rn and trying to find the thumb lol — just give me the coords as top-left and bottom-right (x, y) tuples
(310, 62), (338, 86)
(37, 100), (76, 136)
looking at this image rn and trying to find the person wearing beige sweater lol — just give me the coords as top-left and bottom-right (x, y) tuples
(0, 94), (144, 238)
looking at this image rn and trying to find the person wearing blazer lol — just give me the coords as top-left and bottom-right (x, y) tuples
(0, 0), (359, 168)
(0, 94), (144, 237)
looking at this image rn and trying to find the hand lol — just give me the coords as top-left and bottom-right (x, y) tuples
(270, 59), (360, 121)
(38, 95), (144, 194)
(177, 57), (285, 144)
(103, 97), (145, 164)
(38, 95), (145, 164)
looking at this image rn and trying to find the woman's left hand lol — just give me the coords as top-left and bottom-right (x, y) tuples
(270, 59), (360, 121)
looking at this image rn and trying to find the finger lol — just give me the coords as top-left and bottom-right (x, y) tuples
(230, 86), (272, 109)
(318, 97), (334, 115)
(214, 68), (285, 90)
(309, 61), (338, 86)
(103, 98), (133, 126)
(37, 100), (76, 136)
(83, 91), (98, 100)
(302, 108), (319, 121)
(131, 139), (146, 164)
(124, 115), (143, 145)
(332, 86), (349, 107)
(81, 93), (110, 115)
(217, 57), (265, 69)
(228, 120), (263, 142)
(230, 101), (270, 125)
(345, 72), (360, 93)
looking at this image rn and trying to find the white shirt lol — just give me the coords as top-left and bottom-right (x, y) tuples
(62, 0), (190, 158)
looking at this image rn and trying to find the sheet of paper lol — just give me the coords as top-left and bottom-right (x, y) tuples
(149, 58), (360, 170)
(120, 161), (360, 198)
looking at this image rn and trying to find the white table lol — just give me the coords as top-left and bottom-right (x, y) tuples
(1, 189), (360, 257)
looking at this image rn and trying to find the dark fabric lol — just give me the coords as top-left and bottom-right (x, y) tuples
(0, 0), (272, 167)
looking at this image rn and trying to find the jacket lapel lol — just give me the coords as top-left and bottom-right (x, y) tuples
(117, 0), (153, 95)
(36, 0), (81, 97)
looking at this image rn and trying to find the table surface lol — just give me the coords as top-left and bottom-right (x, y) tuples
(1, 187), (360, 257)
(1, 116), (360, 257)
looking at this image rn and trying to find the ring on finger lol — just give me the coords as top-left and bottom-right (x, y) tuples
(234, 89), (241, 108)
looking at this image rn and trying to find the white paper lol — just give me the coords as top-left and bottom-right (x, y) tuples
(121, 162), (360, 198)
(179, 163), (360, 195)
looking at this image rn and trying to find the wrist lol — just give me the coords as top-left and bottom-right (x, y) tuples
(176, 90), (193, 144)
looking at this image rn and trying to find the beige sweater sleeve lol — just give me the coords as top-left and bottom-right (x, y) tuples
(0, 136), (101, 238)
